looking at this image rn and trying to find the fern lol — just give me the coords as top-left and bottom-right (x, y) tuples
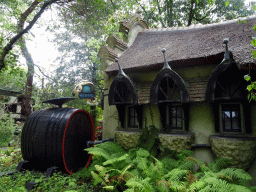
(178, 160), (194, 171)
(85, 147), (111, 160)
(94, 165), (108, 179)
(103, 154), (129, 166)
(163, 168), (188, 182)
(136, 148), (150, 158)
(187, 180), (207, 191)
(125, 177), (155, 192)
(91, 171), (105, 186)
(157, 180), (171, 192)
(160, 157), (179, 173)
(229, 184), (252, 192)
(218, 168), (252, 181)
(82, 142), (254, 192)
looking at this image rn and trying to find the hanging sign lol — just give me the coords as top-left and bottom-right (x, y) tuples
(78, 84), (95, 100)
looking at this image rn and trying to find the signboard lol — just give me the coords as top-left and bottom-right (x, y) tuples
(78, 84), (95, 100)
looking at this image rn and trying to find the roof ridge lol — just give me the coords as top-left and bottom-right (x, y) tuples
(143, 15), (256, 32)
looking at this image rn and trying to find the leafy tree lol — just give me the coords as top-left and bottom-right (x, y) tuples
(130, 0), (254, 28)
(0, 66), (27, 90)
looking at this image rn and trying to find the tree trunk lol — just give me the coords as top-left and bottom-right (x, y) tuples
(17, 1), (39, 118)
(0, 0), (60, 72)
(166, 0), (174, 27)
(156, 0), (166, 28)
(20, 40), (34, 117)
(187, 0), (196, 26)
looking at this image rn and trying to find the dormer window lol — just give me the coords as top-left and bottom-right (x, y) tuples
(158, 76), (179, 102)
(206, 39), (251, 134)
(108, 58), (141, 129)
(150, 49), (190, 133)
(114, 81), (132, 104)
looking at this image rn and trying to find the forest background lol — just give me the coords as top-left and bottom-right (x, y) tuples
(0, 0), (255, 125)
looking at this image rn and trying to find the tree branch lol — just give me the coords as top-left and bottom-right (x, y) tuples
(34, 64), (54, 81)
(0, 0), (60, 71)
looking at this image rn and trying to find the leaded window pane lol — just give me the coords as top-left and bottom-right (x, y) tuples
(222, 104), (241, 132)
(128, 107), (139, 128)
(168, 106), (183, 130)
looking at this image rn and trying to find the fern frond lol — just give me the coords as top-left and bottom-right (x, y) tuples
(209, 158), (231, 172)
(103, 185), (115, 191)
(160, 157), (179, 173)
(126, 177), (155, 191)
(157, 180), (173, 192)
(120, 164), (134, 178)
(136, 148), (150, 158)
(218, 168), (252, 181)
(178, 160), (194, 171)
(186, 156), (204, 168)
(95, 165), (107, 177)
(163, 168), (188, 182)
(187, 180), (207, 191)
(133, 156), (151, 177)
(103, 154), (129, 166)
(97, 141), (125, 154)
(129, 148), (138, 160)
(91, 171), (104, 186)
(203, 177), (231, 191)
(85, 147), (111, 160)
(153, 156), (164, 175)
(169, 180), (186, 191)
(148, 163), (162, 182)
(229, 184), (251, 192)
(125, 177), (145, 189)
(200, 164), (212, 173)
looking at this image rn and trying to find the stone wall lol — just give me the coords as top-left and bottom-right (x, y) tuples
(115, 131), (142, 150)
(210, 135), (256, 170)
(159, 133), (195, 152)
(115, 131), (195, 152)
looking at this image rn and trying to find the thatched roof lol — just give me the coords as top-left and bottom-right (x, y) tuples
(0, 86), (23, 96)
(106, 16), (256, 74)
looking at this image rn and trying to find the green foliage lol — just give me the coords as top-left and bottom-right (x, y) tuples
(80, 142), (254, 192)
(0, 147), (22, 172)
(0, 113), (17, 147)
(0, 147), (100, 191)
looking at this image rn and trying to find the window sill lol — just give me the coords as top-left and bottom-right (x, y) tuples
(116, 129), (142, 133)
(159, 131), (193, 136)
(210, 134), (256, 140)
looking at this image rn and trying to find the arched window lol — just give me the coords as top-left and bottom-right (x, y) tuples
(150, 69), (189, 132)
(158, 76), (180, 102)
(109, 76), (137, 106)
(206, 64), (250, 134)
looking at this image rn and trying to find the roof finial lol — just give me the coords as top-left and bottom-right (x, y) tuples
(223, 38), (230, 61)
(161, 48), (171, 69)
(115, 58), (126, 76)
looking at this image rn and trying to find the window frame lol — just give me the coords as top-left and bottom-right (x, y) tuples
(125, 106), (140, 130)
(219, 103), (245, 134)
(166, 104), (185, 131)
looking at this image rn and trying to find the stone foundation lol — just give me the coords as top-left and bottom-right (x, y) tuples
(159, 133), (194, 152)
(210, 135), (256, 170)
(115, 131), (142, 150)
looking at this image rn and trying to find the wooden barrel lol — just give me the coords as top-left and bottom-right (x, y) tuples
(21, 108), (95, 175)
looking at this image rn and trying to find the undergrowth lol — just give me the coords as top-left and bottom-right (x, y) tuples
(73, 142), (256, 192)
(0, 147), (100, 191)
(0, 113), (17, 147)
